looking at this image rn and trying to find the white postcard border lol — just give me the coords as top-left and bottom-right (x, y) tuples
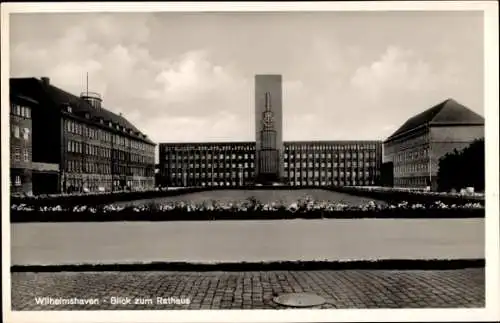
(2, 2), (498, 323)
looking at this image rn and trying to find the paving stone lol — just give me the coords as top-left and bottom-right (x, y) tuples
(11, 268), (484, 310)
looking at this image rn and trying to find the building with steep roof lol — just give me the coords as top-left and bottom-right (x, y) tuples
(9, 77), (156, 195)
(383, 98), (484, 190)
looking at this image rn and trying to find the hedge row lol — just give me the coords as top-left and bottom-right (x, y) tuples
(10, 187), (208, 208)
(11, 185), (485, 208)
(325, 187), (484, 206)
(11, 208), (485, 223)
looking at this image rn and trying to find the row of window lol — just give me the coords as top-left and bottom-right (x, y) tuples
(395, 162), (430, 174)
(66, 140), (153, 164)
(166, 180), (376, 187)
(285, 162), (377, 168)
(168, 170), (374, 180)
(10, 103), (32, 119)
(285, 152), (376, 159)
(164, 152), (378, 161)
(66, 119), (111, 142)
(169, 162), (255, 169)
(66, 159), (153, 177)
(394, 177), (429, 187)
(166, 161), (377, 170)
(285, 144), (379, 151)
(163, 144), (380, 152)
(64, 179), (154, 192)
(65, 119), (153, 153)
(166, 153), (255, 160)
(394, 148), (429, 163)
(11, 125), (30, 141)
(12, 147), (30, 162)
(165, 145), (254, 152)
(130, 153), (153, 164)
(67, 160), (111, 174)
(171, 172), (254, 179)
(287, 171), (373, 178)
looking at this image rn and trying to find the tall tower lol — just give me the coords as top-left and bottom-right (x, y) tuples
(255, 75), (283, 184)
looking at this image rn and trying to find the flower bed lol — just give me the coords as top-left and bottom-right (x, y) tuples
(11, 185), (486, 209)
(327, 186), (485, 205)
(11, 198), (485, 222)
(10, 187), (207, 209)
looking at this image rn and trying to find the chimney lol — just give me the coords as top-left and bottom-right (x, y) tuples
(41, 77), (50, 86)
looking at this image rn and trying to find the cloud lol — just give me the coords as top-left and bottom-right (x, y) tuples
(10, 12), (483, 149)
(10, 15), (250, 145)
(350, 46), (434, 99)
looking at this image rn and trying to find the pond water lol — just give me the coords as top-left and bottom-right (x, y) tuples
(114, 189), (387, 207)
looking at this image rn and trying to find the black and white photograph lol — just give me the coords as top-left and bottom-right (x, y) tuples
(2, 2), (499, 323)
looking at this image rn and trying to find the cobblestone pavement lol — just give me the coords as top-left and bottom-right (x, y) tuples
(11, 268), (484, 310)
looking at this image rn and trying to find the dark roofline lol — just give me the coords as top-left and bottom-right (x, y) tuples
(49, 81), (155, 144)
(160, 141), (255, 146)
(384, 120), (485, 144)
(285, 140), (382, 144)
(383, 123), (428, 143)
(61, 111), (156, 146)
(385, 98), (484, 142)
(11, 94), (39, 105)
(160, 140), (382, 146)
(11, 77), (155, 146)
(429, 121), (484, 126)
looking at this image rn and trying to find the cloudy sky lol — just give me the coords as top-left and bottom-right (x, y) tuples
(10, 11), (484, 145)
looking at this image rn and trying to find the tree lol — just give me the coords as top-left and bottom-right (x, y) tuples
(437, 138), (485, 192)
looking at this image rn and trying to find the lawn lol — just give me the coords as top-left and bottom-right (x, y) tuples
(115, 189), (387, 207)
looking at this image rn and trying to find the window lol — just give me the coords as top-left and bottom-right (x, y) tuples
(22, 128), (30, 141)
(13, 126), (20, 138)
(14, 148), (21, 161)
(23, 150), (29, 162)
(14, 175), (21, 186)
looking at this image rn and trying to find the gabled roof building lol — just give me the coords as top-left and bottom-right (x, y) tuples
(10, 77), (156, 195)
(383, 98), (484, 190)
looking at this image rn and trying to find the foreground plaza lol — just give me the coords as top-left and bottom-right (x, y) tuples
(11, 268), (484, 310)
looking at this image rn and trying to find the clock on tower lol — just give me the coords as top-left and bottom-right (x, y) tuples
(263, 110), (274, 129)
(262, 92), (274, 130)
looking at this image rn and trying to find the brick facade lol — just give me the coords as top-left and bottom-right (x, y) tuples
(10, 101), (34, 195)
(10, 77), (155, 195)
(61, 114), (155, 193)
